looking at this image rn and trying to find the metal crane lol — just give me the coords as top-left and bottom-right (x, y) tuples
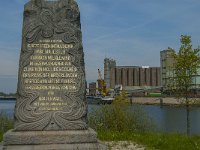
(97, 69), (108, 97)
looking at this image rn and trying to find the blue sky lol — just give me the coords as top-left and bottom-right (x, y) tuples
(0, 0), (200, 93)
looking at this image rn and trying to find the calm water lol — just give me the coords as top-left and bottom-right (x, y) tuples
(0, 100), (200, 135)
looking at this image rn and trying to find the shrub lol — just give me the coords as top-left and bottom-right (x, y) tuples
(0, 113), (13, 142)
(89, 91), (155, 132)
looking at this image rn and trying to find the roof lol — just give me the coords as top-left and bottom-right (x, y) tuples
(115, 66), (160, 69)
(122, 86), (162, 92)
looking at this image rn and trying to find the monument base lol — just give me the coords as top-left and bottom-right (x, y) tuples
(3, 128), (108, 150)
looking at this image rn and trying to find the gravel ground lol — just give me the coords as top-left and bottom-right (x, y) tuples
(105, 141), (145, 150)
(0, 141), (145, 150)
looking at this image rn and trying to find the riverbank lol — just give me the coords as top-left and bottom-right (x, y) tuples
(0, 98), (16, 100)
(1, 104), (200, 150)
(2, 97), (200, 107)
(98, 131), (200, 150)
(1, 131), (200, 150)
(131, 97), (200, 106)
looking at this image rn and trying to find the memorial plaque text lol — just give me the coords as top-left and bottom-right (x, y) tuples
(15, 0), (87, 131)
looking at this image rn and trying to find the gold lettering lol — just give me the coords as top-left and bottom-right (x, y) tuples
(48, 91), (54, 96)
(31, 55), (47, 60)
(38, 96), (61, 101)
(25, 85), (77, 90)
(23, 73), (50, 78)
(29, 61), (72, 66)
(28, 66), (75, 72)
(27, 43), (73, 49)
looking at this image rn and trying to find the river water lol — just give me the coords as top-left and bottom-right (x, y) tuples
(0, 100), (200, 135)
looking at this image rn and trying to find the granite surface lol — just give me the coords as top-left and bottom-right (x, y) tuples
(3, 143), (107, 150)
(3, 128), (97, 145)
(3, 128), (108, 150)
(15, 0), (87, 132)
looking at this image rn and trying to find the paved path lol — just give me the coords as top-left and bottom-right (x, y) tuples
(105, 141), (145, 150)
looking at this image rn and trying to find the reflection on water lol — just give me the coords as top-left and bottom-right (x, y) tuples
(0, 100), (200, 135)
(135, 105), (200, 135)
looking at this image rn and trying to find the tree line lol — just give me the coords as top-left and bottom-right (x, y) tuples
(0, 92), (16, 97)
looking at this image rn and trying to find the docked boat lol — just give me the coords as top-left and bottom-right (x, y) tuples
(87, 96), (114, 104)
(101, 96), (114, 104)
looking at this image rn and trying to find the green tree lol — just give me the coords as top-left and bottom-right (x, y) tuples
(0, 92), (6, 97)
(171, 35), (200, 135)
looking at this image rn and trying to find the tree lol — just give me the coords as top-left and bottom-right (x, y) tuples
(0, 92), (7, 97)
(171, 35), (200, 135)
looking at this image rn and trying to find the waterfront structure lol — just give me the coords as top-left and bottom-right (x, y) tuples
(104, 58), (161, 89)
(160, 49), (175, 90)
(160, 49), (200, 94)
(104, 58), (116, 89)
(192, 52), (200, 91)
(192, 69), (200, 90)
(89, 82), (97, 96)
(88, 80), (108, 96)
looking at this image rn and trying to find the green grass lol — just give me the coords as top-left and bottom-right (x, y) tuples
(97, 130), (200, 150)
(0, 131), (3, 142)
(0, 113), (13, 142)
(90, 92), (200, 149)
(147, 93), (162, 97)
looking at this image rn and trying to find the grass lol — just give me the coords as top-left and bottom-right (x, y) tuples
(0, 131), (3, 142)
(98, 130), (200, 150)
(0, 113), (13, 142)
(89, 92), (200, 150)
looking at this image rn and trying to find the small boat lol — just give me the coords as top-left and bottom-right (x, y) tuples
(101, 96), (114, 104)
(87, 96), (114, 105)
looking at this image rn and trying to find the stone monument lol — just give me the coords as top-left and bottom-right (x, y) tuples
(3, 0), (107, 149)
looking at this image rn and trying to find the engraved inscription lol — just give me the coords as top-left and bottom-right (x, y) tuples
(15, 0), (87, 131)
(21, 40), (80, 111)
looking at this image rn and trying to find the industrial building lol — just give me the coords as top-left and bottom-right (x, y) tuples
(88, 80), (106, 96)
(88, 82), (97, 96)
(104, 58), (161, 89)
(104, 58), (116, 89)
(160, 49), (175, 90)
(160, 49), (200, 95)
